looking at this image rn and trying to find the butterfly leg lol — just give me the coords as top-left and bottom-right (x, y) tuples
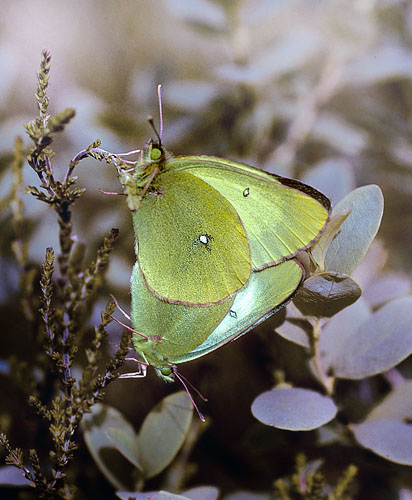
(118, 357), (148, 378)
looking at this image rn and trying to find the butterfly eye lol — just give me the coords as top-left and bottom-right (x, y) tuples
(159, 366), (172, 376)
(150, 147), (162, 161)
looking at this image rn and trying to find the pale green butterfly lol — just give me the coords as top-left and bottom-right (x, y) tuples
(104, 86), (330, 399)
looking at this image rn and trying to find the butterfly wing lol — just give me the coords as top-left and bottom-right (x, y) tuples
(130, 261), (234, 362)
(169, 156), (330, 270)
(169, 259), (304, 363)
(132, 170), (251, 306)
(131, 259), (303, 367)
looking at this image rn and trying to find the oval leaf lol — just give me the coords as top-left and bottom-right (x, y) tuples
(311, 210), (351, 271)
(117, 489), (219, 500)
(352, 419), (412, 465)
(324, 185), (384, 275)
(363, 273), (411, 308)
(319, 297), (371, 374)
(0, 465), (30, 487)
(293, 272), (361, 317)
(105, 427), (141, 471)
(182, 486), (220, 500)
(329, 296), (412, 379)
(251, 387), (337, 431)
(275, 317), (311, 348)
(137, 392), (193, 479)
(82, 404), (138, 491)
(116, 491), (191, 500)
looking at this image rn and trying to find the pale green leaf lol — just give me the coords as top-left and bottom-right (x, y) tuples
(275, 317), (311, 348)
(319, 297), (371, 375)
(251, 387), (337, 431)
(0, 466), (30, 486)
(82, 404), (138, 491)
(352, 419), (412, 465)
(137, 392), (193, 479)
(293, 272), (361, 317)
(326, 296), (412, 379)
(105, 427), (141, 471)
(363, 273), (411, 308)
(116, 491), (191, 500)
(311, 211), (351, 271)
(182, 486), (220, 500)
(324, 185), (384, 275)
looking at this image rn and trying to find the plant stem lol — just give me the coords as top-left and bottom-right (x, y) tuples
(312, 318), (334, 396)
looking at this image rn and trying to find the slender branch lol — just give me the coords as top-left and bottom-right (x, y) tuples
(311, 319), (334, 396)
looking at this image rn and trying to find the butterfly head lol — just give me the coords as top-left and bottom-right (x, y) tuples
(154, 365), (175, 383)
(146, 139), (166, 164)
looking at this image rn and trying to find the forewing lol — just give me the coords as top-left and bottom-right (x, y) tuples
(132, 170), (251, 306)
(171, 157), (330, 270)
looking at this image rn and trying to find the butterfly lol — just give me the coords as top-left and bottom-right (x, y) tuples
(103, 86), (330, 389)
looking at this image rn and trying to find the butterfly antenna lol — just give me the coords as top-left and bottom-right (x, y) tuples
(146, 84), (164, 147)
(147, 115), (162, 146)
(177, 370), (208, 402)
(110, 293), (131, 321)
(109, 315), (148, 340)
(174, 369), (206, 422)
(157, 84), (163, 141)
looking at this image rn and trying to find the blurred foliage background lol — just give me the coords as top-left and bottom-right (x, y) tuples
(1, 0), (412, 498)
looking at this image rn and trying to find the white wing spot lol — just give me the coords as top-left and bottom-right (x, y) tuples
(243, 187), (250, 197)
(193, 233), (214, 252)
